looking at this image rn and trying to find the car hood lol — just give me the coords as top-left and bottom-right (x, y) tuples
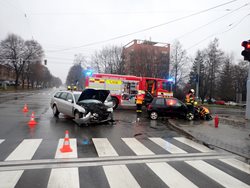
(78, 89), (110, 103)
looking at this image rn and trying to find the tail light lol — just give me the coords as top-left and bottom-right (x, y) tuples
(147, 104), (152, 110)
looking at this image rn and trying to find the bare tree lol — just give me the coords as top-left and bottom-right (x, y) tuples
(0, 34), (26, 88)
(232, 60), (248, 102)
(0, 34), (44, 88)
(91, 45), (123, 74)
(218, 55), (234, 101)
(170, 40), (189, 93)
(204, 38), (224, 100)
(189, 50), (208, 102)
(22, 40), (44, 88)
(66, 63), (83, 88)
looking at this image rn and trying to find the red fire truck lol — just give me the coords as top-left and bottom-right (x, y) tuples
(85, 73), (173, 109)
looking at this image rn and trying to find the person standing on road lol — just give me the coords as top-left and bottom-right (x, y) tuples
(185, 89), (195, 113)
(136, 90), (144, 121)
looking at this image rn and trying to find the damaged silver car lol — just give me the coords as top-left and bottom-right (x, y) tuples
(50, 89), (114, 125)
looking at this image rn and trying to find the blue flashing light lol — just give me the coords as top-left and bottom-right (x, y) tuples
(167, 77), (174, 83)
(85, 70), (93, 76)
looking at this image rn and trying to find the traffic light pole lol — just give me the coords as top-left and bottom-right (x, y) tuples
(241, 40), (250, 119)
(245, 62), (250, 119)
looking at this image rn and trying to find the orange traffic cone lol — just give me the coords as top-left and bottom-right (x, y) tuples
(22, 104), (29, 113)
(60, 130), (73, 153)
(28, 112), (37, 126)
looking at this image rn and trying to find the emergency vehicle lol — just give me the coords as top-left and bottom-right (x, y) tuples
(85, 73), (173, 109)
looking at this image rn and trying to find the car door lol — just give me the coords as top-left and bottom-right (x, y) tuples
(164, 98), (174, 116)
(57, 92), (68, 114)
(154, 98), (166, 116)
(64, 93), (75, 116)
(168, 99), (186, 118)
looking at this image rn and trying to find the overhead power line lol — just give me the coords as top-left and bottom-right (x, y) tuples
(174, 3), (249, 41)
(47, 0), (238, 53)
(186, 12), (250, 51)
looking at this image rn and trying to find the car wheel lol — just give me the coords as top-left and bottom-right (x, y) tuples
(111, 97), (119, 109)
(53, 105), (59, 117)
(186, 112), (194, 121)
(150, 111), (158, 120)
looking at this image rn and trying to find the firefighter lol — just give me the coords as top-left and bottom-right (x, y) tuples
(185, 89), (195, 114)
(136, 90), (144, 121)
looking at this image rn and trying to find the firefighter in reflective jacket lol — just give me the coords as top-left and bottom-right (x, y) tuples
(185, 89), (195, 113)
(136, 90), (144, 121)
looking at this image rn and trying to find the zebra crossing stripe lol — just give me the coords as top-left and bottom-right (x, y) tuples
(92, 138), (118, 157)
(6, 139), (42, 161)
(122, 138), (198, 188)
(48, 138), (79, 188)
(93, 138), (141, 188)
(47, 168), (80, 188)
(147, 163), (198, 188)
(0, 139), (4, 144)
(174, 137), (213, 152)
(186, 160), (250, 188)
(219, 158), (250, 174)
(121, 138), (154, 155)
(0, 139), (42, 188)
(149, 137), (187, 153)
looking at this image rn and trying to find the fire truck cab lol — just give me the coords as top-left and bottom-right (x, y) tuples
(85, 73), (173, 109)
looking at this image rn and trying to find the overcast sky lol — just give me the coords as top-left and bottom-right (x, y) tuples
(0, 0), (249, 82)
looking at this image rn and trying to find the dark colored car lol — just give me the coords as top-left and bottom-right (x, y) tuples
(147, 97), (190, 120)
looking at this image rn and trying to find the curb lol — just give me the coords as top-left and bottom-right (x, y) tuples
(167, 119), (250, 161)
(167, 119), (215, 150)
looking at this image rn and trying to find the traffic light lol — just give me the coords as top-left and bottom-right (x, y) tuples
(44, 59), (47, 65)
(241, 40), (250, 61)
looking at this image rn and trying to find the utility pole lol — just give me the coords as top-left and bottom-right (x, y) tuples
(195, 60), (200, 99)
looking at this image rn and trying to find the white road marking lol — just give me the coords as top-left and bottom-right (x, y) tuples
(0, 139), (4, 144)
(123, 138), (198, 188)
(149, 137), (187, 153)
(219, 158), (250, 174)
(147, 163), (198, 188)
(122, 138), (154, 155)
(6, 139), (42, 161)
(48, 138), (79, 188)
(0, 170), (23, 188)
(55, 139), (77, 158)
(92, 138), (118, 157)
(93, 138), (141, 188)
(47, 168), (80, 188)
(0, 139), (42, 188)
(186, 160), (250, 188)
(174, 137), (213, 152)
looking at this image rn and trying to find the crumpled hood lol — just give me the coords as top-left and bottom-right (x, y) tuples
(78, 89), (110, 103)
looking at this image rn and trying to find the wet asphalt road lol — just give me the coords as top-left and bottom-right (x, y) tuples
(0, 89), (249, 188)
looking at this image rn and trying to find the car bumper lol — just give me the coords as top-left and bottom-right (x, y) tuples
(75, 112), (113, 124)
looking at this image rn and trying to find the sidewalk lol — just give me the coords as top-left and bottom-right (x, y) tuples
(168, 115), (250, 160)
